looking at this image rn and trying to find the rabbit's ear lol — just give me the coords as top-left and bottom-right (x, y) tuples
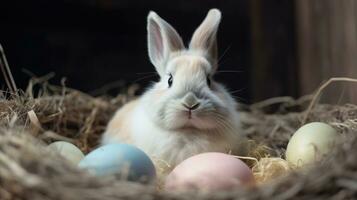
(189, 9), (221, 71)
(147, 11), (184, 76)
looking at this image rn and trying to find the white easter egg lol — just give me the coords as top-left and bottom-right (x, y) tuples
(285, 122), (338, 167)
(47, 141), (85, 165)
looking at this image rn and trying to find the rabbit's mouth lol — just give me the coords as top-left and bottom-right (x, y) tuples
(183, 109), (194, 119)
(175, 110), (220, 131)
(177, 119), (222, 132)
(160, 101), (227, 131)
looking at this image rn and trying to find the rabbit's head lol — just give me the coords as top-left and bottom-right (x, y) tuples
(145, 9), (239, 132)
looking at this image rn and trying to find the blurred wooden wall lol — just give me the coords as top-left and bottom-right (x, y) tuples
(250, 0), (297, 102)
(296, 0), (357, 104)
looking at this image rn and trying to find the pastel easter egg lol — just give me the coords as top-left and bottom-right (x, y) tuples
(78, 143), (156, 182)
(47, 141), (85, 165)
(285, 122), (338, 167)
(165, 152), (255, 191)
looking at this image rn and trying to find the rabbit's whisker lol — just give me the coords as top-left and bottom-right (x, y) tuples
(136, 71), (157, 75)
(133, 74), (158, 83)
(215, 70), (243, 73)
(218, 45), (232, 63)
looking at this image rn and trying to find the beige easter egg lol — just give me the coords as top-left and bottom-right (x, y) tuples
(285, 122), (338, 167)
(48, 141), (85, 165)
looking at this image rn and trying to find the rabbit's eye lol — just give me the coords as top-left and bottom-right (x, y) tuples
(207, 76), (211, 87)
(168, 74), (173, 87)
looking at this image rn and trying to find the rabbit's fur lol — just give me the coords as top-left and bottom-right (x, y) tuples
(102, 9), (247, 166)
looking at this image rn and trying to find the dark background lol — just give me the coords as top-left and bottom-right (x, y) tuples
(0, 0), (297, 103)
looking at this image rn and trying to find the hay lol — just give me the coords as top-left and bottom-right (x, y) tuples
(252, 157), (293, 184)
(1, 79), (357, 199)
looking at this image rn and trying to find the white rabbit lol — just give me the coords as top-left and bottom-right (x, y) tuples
(102, 9), (247, 167)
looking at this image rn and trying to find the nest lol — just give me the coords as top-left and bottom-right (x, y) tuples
(0, 79), (357, 200)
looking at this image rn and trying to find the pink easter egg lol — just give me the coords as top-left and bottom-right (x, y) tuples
(165, 152), (255, 191)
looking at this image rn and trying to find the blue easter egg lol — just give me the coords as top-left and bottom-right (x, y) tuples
(78, 143), (156, 182)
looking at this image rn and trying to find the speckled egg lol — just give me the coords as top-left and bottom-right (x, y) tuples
(47, 141), (84, 165)
(78, 143), (156, 182)
(285, 122), (339, 167)
(165, 152), (255, 191)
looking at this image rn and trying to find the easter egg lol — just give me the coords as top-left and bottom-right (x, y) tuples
(47, 141), (84, 165)
(285, 122), (338, 167)
(165, 152), (255, 191)
(78, 143), (156, 182)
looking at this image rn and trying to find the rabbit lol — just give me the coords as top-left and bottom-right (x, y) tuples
(102, 8), (248, 167)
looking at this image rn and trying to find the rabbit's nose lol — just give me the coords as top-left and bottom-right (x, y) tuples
(183, 102), (200, 110)
(182, 93), (200, 110)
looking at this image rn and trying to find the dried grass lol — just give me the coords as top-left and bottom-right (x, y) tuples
(0, 77), (357, 199)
